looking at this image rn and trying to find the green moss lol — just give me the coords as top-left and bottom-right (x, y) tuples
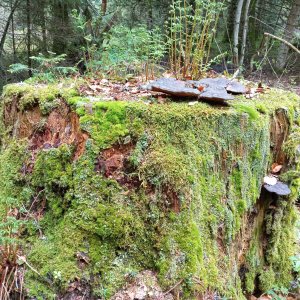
(0, 83), (299, 299)
(76, 101), (143, 149)
(2, 82), (79, 114)
(26, 218), (84, 299)
(31, 145), (73, 218)
(0, 140), (34, 214)
(233, 104), (260, 120)
(259, 267), (276, 292)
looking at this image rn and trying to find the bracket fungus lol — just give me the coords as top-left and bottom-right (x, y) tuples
(148, 77), (246, 103)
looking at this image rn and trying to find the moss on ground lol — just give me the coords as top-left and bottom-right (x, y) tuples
(0, 83), (299, 299)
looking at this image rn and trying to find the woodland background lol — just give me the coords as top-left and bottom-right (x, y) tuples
(0, 0), (299, 91)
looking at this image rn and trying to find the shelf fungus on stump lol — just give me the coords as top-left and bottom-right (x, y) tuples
(148, 77), (246, 103)
(263, 181), (291, 196)
(150, 78), (201, 98)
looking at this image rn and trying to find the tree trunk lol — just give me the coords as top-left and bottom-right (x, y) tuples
(102, 0), (107, 15)
(276, 0), (300, 69)
(233, 0), (245, 66)
(40, 0), (47, 54)
(51, 2), (70, 54)
(147, 0), (153, 30)
(27, 0), (32, 77)
(239, 0), (251, 67)
(0, 0), (20, 60)
(10, 0), (16, 62)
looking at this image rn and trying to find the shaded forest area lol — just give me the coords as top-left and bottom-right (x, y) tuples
(0, 0), (299, 92)
(1, 1), (300, 300)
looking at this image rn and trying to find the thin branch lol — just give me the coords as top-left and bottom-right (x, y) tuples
(264, 32), (300, 55)
(163, 279), (184, 295)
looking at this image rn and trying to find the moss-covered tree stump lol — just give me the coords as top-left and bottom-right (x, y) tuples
(0, 82), (300, 299)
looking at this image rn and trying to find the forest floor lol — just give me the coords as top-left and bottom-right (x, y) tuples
(75, 68), (300, 105)
(246, 72), (300, 96)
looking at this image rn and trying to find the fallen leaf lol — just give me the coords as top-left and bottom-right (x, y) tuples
(131, 88), (140, 94)
(256, 87), (265, 93)
(197, 85), (205, 92)
(89, 85), (101, 92)
(271, 163), (283, 173)
(85, 90), (94, 96)
(16, 255), (28, 266)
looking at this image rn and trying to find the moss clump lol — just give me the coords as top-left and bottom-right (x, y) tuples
(30, 145), (73, 218)
(0, 140), (34, 215)
(233, 103), (260, 120)
(2, 82), (78, 114)
(0, 83), (299, 299)
(259, 267), (276, 291)
(77, 101), (144, 149)
(25, 218), (84, 299)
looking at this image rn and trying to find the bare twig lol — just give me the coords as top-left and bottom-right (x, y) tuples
(163, 279), (184, 295)
(231, 68), (240, 80)
(193, 276), (204, 287)
(0, 266), (9, 300)
(17, 256), (40, 277)
(264, 32), (300, 55)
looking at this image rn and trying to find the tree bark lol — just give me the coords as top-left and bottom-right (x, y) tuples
(51, 1), (70, 54)
(233, 0), (245, 66)
(276, 0), (300, 69)
(147, 0), (153, 30)
(40, 0), (47, 54)
(102, 0), (107, 15)
(10, 0), (16, 62)
(239, 0), (251, 66)
(27, 0), (32, 77)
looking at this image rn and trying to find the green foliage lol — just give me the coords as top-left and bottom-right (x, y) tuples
(266, 286), (289, 300)
(8, 52), (78, 84)
(71, 9), (99, 73)
(100, 25), (166, 79)
(167, 0), (225, 79)
(8, 63), (30, 74)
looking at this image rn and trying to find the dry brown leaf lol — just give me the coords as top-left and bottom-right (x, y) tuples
(271, 163), (283, 173)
